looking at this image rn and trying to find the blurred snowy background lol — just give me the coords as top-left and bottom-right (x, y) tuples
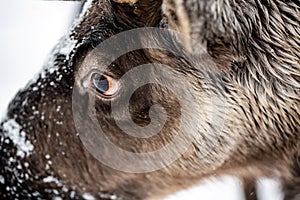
(0, 1), (283, 199)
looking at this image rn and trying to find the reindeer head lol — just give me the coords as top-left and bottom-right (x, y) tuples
(0, 0), (299, 199)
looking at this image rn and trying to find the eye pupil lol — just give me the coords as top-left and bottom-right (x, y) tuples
(89, 72), (120, 98)
(92, 74), (109, 93)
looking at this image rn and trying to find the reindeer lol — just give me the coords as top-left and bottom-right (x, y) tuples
(0, 0), (299, 199)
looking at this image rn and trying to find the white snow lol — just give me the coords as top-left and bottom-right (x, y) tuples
(57, 37), (77, 57)
(24, 162), (29, 168)
(73, 0), (94, 29)
(0, 175), (4, 184)
(53, 197), (63, 200)
(43, 176), (61, 186)
(2, 119), (34, 158)
(70, 191), (76, 198)
(165, 177), (284, 200)
(257, 178), (284, 200)
(82, 193), (96, 200)
(166, 176), (244, 200)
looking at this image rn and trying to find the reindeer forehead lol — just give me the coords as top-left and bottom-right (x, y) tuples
(71, 0), (165, 71)
(72, 0), (163, 40)
(73, 0), (114, 41)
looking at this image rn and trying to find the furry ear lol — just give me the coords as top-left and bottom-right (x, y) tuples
(162, 0), (243, 71)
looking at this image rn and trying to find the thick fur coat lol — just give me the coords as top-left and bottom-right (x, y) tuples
(0, 0), (299, 199)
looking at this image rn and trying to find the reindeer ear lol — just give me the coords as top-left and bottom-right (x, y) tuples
(162, 0), (243, 71)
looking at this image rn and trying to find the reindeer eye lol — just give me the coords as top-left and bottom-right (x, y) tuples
(90, 73), (120, 98)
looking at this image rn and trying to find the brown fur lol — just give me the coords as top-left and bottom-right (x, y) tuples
(0, 0), (299, 199)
